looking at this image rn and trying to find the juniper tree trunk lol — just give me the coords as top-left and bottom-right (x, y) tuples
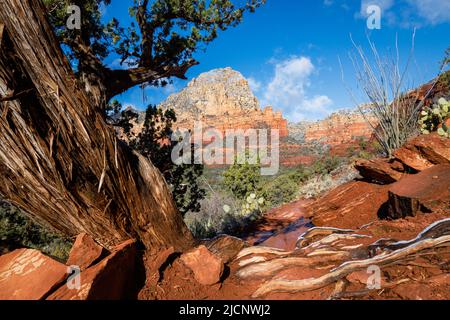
(0, 0), (194, 251)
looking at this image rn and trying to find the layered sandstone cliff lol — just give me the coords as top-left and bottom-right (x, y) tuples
(159, 68), (288, 138)
(288, 109), (376, 156)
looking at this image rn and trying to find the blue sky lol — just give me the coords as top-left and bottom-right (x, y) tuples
(102, 0), (450, 122)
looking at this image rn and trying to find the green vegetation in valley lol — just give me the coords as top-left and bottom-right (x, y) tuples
(185, 154), (352, 239)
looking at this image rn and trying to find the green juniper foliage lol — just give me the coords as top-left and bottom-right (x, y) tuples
(113, 103), (206, 217)
(222, 154), (261, 200)
(42, 0), (265, 98)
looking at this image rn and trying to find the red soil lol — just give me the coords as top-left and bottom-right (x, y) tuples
(138, 177), (450, 300)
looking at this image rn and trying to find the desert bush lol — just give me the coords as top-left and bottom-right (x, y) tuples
(298, 163), (359, 199)
(184, 191), (264, 239)
(0, 201), (72, 260)
(260, 174), (300, 208)
(222, 155), (261, 200)
(311, 156), (342, 175)
(419, 98), (450, 138)
(348, 35), (435, 157)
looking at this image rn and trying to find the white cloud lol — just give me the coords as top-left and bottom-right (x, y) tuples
(247, 77), (262, 92)
(359, 0), (394, 16)
(357, 0), (450, 26)
(407, 0), (450, 25)
(262, 56), (333, 122)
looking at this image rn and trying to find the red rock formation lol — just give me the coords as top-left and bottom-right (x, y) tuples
(304, 111), (377, 155)
(173, 105), (289, 140)
(0, 249), (68, 300)
(387, 164), (450, 219)
(160, 68), (289, 140)
(66, 233), (107, 271)
(48, 239), (137, 300)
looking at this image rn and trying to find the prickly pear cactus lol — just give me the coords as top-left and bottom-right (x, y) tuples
(240, 193), (265, 219)
(419, 98), (450, 138)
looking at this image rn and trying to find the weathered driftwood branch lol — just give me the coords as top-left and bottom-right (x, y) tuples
(368, 218), (450, 255)
(236, 246), (290, 260)
(252, 234), (450, 297)
(296, 227), (357, 249)
(300, 233), (371, 254)
(237, 255), (347, 280)
(236, 228), (371, 281)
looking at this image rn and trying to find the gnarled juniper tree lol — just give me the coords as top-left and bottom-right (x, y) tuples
(0, 0), (264, 252)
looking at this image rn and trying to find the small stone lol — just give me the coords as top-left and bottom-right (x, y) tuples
(180, 245), (224, 286)
(48, 239), (137, 300)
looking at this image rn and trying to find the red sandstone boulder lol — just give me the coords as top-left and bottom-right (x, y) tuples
(394, 147), (434, 172)
(180, 245), (224, 286)
(394, 134), (450, 171)
(48, 239), (137, 300)
(387, 164), (450, 219)
(206, 235), (247, 264)
(355, 159), (404, 184)
(306, 181), (391, 229)
(66, 233), (106, 271)
(0, 249), (68, 300)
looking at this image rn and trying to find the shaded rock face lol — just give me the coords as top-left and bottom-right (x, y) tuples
(0, 249), (68, 300)
(387, 164), (450, 219)
(66, 233), (106, 271)
(180, 245), (224, 286)
(48, 239), (137, 300)
(355, 159), (405, 184)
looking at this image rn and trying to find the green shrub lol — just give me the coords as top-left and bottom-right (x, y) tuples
(0, 201), (72, 261)
(261, 174), (299, 208)
(419, 98), (450, 138)
(184, 191), (264, 239)
(112, 103), (206, 216)
(311, 156), (343, 175)
(222, 154), (261, 200)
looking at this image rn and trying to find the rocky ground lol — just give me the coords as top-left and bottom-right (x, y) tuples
(138, 132), (450, 300)
(0, 133), (449, 300)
